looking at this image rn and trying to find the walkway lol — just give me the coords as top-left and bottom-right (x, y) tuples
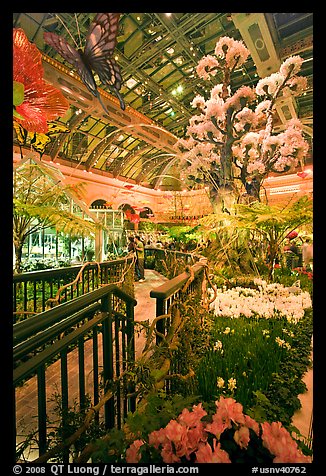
(291, 343), (313, 449)
(133, 269), (168, 358)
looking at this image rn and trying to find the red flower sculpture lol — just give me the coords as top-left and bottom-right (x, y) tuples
(125, 209), (140, 223)
(286, 231), (298, 240)
(13, 28), (69, 133)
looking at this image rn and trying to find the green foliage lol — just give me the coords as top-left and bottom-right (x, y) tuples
(13, 160), (99, 273)
(200, 197), (313, 280)
(167, 225), (201, 243)
(46, 394), (107, 462)
(248, 309), (313, 426)
(138, 222), (167, 232)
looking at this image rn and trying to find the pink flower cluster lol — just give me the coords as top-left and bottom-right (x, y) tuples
(125, 397), (311, 464)
(261, 422), (311, 463)
(214, 36), (250, 69)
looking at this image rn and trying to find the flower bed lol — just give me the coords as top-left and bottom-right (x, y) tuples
(210, 279), (312, 323)
(125, 397), (311, 464)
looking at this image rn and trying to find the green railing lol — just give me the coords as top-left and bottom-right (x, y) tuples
(14, 284), (137, 461)
(13, 258), (134, 321)
(149, 257), (207, 394)
(145, 247), (199, 278)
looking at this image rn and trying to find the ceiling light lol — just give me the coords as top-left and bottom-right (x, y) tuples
(126, 78), (138, 89)
(167, 47), (174, 54)
(176, 85), (183, 93)
(165, 13), (172, 17)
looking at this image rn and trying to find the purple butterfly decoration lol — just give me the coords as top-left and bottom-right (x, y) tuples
(44, 13), (125, 112)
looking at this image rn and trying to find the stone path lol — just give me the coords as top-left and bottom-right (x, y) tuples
(291, 344), (313, 449)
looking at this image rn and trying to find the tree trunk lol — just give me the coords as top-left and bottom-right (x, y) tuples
(14, 241), (23, 274)
(209, 184), (238, 215)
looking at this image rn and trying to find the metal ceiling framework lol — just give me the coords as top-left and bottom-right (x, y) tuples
(13, 12), (313, 191)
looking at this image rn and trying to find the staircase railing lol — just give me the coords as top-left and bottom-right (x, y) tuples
(14, 284), (137, 461)
(13, 257), (134, 321)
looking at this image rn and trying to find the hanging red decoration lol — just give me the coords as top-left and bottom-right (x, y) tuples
(124, 209), (140, 223)
(297, 171), (308, 179)
(286, 231), (298, 240)
(124, 184), (134, 190)
(130, 213), (140, 224)
(13, 28), (69, 133)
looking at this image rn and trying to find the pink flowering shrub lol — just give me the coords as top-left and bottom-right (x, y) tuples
(125, 397), (311, 464)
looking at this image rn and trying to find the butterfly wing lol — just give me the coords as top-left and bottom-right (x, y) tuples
(84, 13), (125, 110)
(13, 121), (28, 146)
(47, 122), (71, 135)
(44, 31), (98, 97)
(29, 132), (52, 155)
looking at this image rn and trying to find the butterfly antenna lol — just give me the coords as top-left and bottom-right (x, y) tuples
(74, 13), (82, 49)
(54, 14), (79, 49)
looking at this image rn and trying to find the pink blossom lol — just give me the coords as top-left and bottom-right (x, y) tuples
(178, 402), (207, 427)
(196, 55), (220, 80)
(256, 73), (284, 96)
(195, 439), (231, 463)
(186, 425), (208, 454)
(215, 396), (246, 425)
(125, 439), (145, 463)
(148, 428), (168, 449)
(255, 100), (272, 115)
(241, 132), (261, 147)
(234, 425), (250, 449)
(210, 84), (225, 98)
(244, 415), (260, 436)
(191, 95), (206, 109)
(205, 415), (231, 439)
(161, 441), (181, 463)
(283, 76), (307, 97)
(205, 98), (225, 119)
(248, 148), (259, 160)
(234, 107), (258, 131)
(261, 421), (311, 463)
(280, 56), (304, 77)
(225, 86), (255, 110)
(164, 419), (188, 444)
(214, 37), (249, 69)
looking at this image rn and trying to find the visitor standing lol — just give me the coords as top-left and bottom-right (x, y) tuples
(135, 235), (145, 282)
(127, 236), (135, 253)
(128, 236), (140, 280)
(302, 239), (313, 270)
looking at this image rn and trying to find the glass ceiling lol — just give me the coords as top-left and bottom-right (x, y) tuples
(13, 13), (313, 190)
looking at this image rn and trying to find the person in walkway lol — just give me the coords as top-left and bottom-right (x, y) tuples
(302, 238), (313, 270)
(128, 236), (140, 281)
(135, 235), (145, 282)
(127, 236), (135, 253)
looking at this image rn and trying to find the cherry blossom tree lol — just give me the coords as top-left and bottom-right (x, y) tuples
(175, 36), (310, 214)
